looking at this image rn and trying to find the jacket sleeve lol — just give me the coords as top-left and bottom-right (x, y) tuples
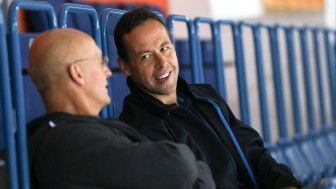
(121, 108), (209, 162)
(226, 104), (304, 189)
(37, 123), (215, 189)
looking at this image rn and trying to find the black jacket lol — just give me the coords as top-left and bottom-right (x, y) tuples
(120, 77), (304, 189)
(28, 112), (215, 189)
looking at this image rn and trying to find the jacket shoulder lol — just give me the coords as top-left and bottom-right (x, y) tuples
(188, 84), (224, 103)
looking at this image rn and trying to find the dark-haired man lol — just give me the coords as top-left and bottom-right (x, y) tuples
(115, 8), (304, 189)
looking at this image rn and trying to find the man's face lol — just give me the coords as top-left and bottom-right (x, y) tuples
(120, 19), (179, 104)
(80, 42), (112, 109)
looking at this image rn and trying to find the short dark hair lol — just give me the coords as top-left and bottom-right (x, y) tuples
(114, 8), (172, 62)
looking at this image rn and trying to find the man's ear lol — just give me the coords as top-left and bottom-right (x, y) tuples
(68, 64), (85, 85)
(117, 58), (131, 76)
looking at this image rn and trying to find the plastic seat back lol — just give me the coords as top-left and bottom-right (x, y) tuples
(7, 1), (57, 188)
(194, 17), (226, 99)
(175, 39), (193, 83)
(58, 2), (109, 117)
(0, 6), (19, 189)
(167, 14), (201, 84)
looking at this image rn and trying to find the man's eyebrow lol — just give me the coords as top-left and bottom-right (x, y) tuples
(136, 49), (151, 57)
(161, 41), (171, 46)
(136, 41), (172, 56)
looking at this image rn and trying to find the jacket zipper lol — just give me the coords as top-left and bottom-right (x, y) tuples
(203, 99), (260, 189)
(178, 96), (260, 189)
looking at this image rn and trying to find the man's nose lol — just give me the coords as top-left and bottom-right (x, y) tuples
(154, 53), (167, 68)
(104, 66), (112, 78)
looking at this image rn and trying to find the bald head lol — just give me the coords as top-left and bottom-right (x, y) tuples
(28, 28), (95, 93)
(28, 28), (112, 115)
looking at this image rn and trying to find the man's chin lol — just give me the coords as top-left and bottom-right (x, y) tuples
(105, 98), (111, 105)
(102, 98), (111, 107)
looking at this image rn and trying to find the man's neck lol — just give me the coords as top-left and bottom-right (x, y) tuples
(44, 96), (100, 117)
(150, 92), (177, 105)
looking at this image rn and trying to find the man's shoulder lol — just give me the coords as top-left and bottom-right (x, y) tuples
(187, 83), (223, 102)
(28, 113), (131, 138)
(188, 83), (217, 93)
(28, 113), (148, 151)
(119, 104), (166, 130)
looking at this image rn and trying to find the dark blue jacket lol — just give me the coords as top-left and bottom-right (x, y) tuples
(120, 77), (304, 189)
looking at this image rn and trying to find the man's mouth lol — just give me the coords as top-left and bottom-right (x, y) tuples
(156, 70), (172, 81)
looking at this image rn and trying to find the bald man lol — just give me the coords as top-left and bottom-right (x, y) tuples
(27, 28), (215, 189)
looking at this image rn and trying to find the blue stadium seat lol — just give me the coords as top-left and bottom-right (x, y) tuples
(269, 24), (336, 185)
(99, 7), (122, 69)
(266, 143), (310, 185)
(218, 21), (274, 143)
(279, 140), (318, 184)
(25, 0), (99, 34)
(252, 23), (274, 143)
(58, 3), (102, 47)
(102, 35), (127, 117)
(194, 17), (226, 99)
(58, 2), (110, 117)
(239, 23), (332, 184)
(0, 6), (19, 189)
(100, 8), (126, 117)
(174, 39), (193, 83)
(320, 29), (336, 153)
(20, 33), (46, 123)
(201, 39), (214, 65)
(313, 133), (336, 175)
(175, 39), (191, 66)
(326, 130), (336, 152)
(65, 0), (96, 36)
(272, 25), (336, 185)
(25, 0), (64, 32)
(167, 14), (202, 84)
(267, 145), (288, 166)
(7, 1), (57, 189)
(311, 28), (336, 176)
(216, 20), (251, 124)
(301, 27), (336, 177)
(298, 27), (336, 176)
(201, 39), (217, 89)
(298, 137), (327, 179)
(109, 73), (129, 117)
(262, 24), (315, 184)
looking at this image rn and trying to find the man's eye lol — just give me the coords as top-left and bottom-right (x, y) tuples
(140, 54), (150, 60)
(161, 46), (169, 52)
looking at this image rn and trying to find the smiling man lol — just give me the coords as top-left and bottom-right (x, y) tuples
(115, 8), (304, 189)
(117, 19), (179, 105)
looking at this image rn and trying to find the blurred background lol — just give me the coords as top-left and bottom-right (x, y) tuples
(0, 1), (335, 188)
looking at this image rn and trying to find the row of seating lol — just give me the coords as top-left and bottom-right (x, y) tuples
(0, 0), (335, 189)
(24, 0), (164, 34)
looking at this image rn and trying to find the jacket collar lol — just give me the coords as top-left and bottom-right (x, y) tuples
(126, 77), (194, 113)
(126, 76), (220, 113)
